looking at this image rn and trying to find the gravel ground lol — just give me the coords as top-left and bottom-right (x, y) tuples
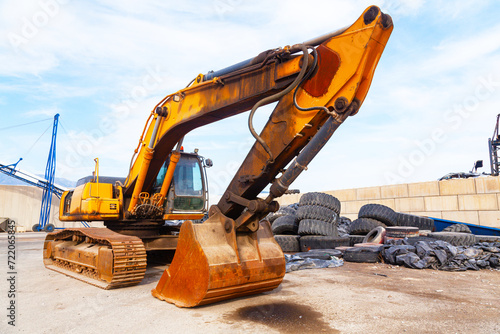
(1, 232), (499, 334)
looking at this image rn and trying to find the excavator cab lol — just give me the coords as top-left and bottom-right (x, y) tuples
(153, 151), (210, 214)
(59, 151), (210, 222)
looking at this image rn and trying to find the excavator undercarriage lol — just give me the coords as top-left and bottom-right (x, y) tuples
(44, 228), (147, 289)
(43, 6), (393, 307)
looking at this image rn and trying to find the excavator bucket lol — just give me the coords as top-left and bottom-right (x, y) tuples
(151, 212), (285, 307)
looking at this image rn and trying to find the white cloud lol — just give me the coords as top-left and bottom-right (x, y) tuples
(23, 107), (59, 117)
(1, 0), (500, 199)
(422, 26), (500, 75)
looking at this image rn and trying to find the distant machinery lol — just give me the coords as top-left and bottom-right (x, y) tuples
(0, 158), (65, 197)
(489, 114), (500, 176)
(441, 114), (500, 181)
(0, 114), (90, 231)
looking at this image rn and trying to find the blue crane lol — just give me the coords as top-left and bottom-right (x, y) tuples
(0, 114), (90, 231)
(33, 114), (59, 232)
(0, 158), (65, 197)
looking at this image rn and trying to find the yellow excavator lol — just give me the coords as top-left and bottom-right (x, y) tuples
(43, 6), (393, 307)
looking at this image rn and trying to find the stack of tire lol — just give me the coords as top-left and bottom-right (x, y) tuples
(347, 203), (435, 246)
(272, 192), (349, 252)
(297, 192), (350, 251)
(268, 205), (301, 252)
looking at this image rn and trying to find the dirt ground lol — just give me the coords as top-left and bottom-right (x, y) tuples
(1, 232), (499, 334)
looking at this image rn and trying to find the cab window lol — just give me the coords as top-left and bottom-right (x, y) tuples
(173, 157), (203, 196)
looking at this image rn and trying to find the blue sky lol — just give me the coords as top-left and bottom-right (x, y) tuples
(1, 0), (500, 201)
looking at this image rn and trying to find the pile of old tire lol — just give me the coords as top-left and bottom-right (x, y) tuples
(296, 192), (349, 251)
(347, 203), (396, 245)
(395, 212), (435, 231)
(348, 216), (387, 245)
(269, 205), (301, 252)
(348, 203), (436, 245)
(427, 223), (477, 246)
(343, 244), (384, 263)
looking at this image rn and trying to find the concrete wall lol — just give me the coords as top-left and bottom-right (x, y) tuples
(278, 176), (500, 228)
(0, 185), (103, 231)
(5, 177), (500, 230)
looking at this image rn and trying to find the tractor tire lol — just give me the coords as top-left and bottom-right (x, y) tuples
(442, 224), (472, 234)
(385, 226), (419, 238)
(298, 219), (338, 237)
(274, 235), (300, 252)
(362, 226), (386, 244)
(349, 218), (386, 235)
(401, 236), (437, 245)
(396, 212), (435, 231)
(272, 215), (300, 235)
(348, 235), (365, 246)
(475, 235), (500, 243)
(299, 192), (341, 213)
(343, 247), (381, 263)
(358, 204), (397, 226)
(299, 236), (350, 251)
(297, 205), (338, 224)
(267, 206), (296, 223)
(427, 232), (477, 246)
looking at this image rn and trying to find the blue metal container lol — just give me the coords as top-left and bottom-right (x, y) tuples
(430, 217), (500, 236)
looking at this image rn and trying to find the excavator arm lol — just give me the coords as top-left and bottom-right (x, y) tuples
(219, 9), (393, 227)
(151, 6), (393, 307)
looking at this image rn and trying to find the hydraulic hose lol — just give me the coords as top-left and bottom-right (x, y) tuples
(248, 44), (311, 164)
(292, 47), (329, 115)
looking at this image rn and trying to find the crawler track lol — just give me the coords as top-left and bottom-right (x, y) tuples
(43, 228), (147, 289)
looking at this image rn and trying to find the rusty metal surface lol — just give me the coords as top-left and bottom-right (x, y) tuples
(151, 212), (286, 307)
(302, 45), (341, 97)
(43, 228), (147, 289)
(162, 213), (204, 220)
(141, 235), (179, 251)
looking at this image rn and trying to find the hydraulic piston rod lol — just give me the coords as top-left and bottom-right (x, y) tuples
(268, 112), (349, 201)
